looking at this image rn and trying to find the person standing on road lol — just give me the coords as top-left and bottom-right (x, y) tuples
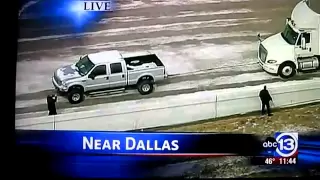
(47, 94), (57, 116)
(259, 86), (273, 116)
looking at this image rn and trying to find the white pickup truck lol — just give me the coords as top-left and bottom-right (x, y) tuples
(52, 50), (167, 104)
(257, 0), (320, 78)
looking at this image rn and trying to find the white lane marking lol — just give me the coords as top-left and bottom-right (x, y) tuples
(19, 31), (271, 55)
(156, 72), (277, 92)
(15, 71), (274, 109)
(118, 0), (251, 10)
(99, 8), (253, 23)
(148, 0), (250, 6)
(18, 17), (262, 42)
(17, 75), (320, 118)
(117, 0), (153, 10)
(86, 31), (269, 50)
(21, 8), (254, 31)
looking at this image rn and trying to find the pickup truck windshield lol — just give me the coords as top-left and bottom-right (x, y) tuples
(75, 55), (95, 76)
(281, 24), (299, 45)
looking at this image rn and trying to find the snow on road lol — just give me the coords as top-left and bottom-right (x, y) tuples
(156, 72), (276, 92)
(15, 78), (320, 124)
(17, 0), (275, 96)
(118, 0), (252, 10)
(16, 56), (78, 95)
(15, 71), (276, 109)
(17, 0), (306, 112)
(18, 31), (270, 56)
(18, 17), (269, 43)
(99, 9), (254, 23)
(147, 0), (251, 6)
(155, 42), (259, 75)
(20, 0), (251, 19)
(16, 42), (260, 95)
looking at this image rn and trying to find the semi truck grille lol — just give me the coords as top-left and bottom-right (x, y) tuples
(259, 44), (267, 63)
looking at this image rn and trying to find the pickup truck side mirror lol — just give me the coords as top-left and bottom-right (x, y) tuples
(301, 37), (306, 50)
(88, 74), (95, 80)
(257, 33), (261, 41)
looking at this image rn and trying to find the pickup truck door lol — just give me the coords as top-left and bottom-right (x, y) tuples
(108, 62), (127, 88)
(86, 64), (109, 91)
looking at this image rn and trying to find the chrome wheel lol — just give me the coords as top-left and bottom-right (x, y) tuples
(72, 93), (80, 101)
(141, 84), (150, 92)
(282, 66), (293, 77)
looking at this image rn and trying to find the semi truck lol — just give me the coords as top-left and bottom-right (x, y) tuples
(257, 0), (320, 78)
(52, 50), (167, 104)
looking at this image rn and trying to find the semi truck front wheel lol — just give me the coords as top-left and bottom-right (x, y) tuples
(278, 62), (296, 78)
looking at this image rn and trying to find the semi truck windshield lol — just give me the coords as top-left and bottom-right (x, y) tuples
(75, 55), (95, 76)
(281, 24), (299, 45)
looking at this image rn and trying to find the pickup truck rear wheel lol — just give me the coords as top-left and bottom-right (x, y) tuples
(137, 80), (154, 95)
(68, 88), (84, 104)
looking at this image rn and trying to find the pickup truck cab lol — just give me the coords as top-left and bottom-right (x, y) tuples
(52, 50), (167, 104)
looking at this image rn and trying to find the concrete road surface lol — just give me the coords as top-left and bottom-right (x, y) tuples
(16, 0), (320, 114)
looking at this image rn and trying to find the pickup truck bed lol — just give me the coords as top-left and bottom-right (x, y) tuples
(124, 54), (165, 67)
(124, 54), (166, 86)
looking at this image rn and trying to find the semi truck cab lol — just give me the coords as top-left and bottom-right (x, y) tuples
(258, 0), (320, 78)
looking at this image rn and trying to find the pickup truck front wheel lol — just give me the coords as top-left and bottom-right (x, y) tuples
(68, 88), (84, 104)
(137, 80), (154, 95)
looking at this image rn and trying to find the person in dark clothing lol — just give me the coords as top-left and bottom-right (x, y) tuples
(259, 86), (273, 116)
(47, 94), (57, 115)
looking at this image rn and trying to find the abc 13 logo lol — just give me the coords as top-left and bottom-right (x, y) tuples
(263, 132), (298, 157)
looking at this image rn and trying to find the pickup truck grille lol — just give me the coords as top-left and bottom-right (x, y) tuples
(54, 72), (62, 85)
(259, 44), (267, 63)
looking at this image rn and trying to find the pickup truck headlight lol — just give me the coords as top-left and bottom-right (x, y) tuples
(267, 60), (277, 64)
(61, 81), (67, 87)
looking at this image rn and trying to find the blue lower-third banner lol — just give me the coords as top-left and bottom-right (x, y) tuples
(16, 130), (320, 178)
